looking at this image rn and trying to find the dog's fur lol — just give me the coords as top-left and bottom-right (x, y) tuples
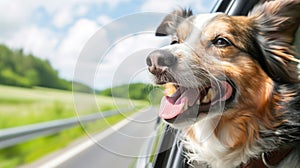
(148, 0), (300, 167)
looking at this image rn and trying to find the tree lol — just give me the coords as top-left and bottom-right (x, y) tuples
(0, 44), (73, 90)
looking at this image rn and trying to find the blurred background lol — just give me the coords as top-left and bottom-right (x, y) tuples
(0, 0), (214, 167)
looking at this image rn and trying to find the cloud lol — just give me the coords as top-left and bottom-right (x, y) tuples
(5, 26), (59, 60)
(0, 1), (34, 38)
(98, 15), (113, 25)
(2, 16), (101, 82)
(55, 18), (100, 79)
(70, 29), (169, 89)
(141, 0), (179, 13)
(0, 0), (213, 90)
(0, 0), (130, 37)
(93, 33), (169, 89)
(52, 6), (74, 28)
(57, 19), (99, 59)
(76, 5), (89, 16)
(52, 5), (91, 29)
(102, 0), (131, 8)
(141, 0), (212, 13)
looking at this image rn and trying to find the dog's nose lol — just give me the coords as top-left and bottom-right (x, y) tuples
(146, 50), (177, 75)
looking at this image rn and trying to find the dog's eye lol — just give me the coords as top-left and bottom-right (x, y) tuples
(170, 40), (178, 45)
(212, 37), (232, 47)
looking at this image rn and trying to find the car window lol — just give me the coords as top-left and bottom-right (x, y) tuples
(295, 28), (300, 57)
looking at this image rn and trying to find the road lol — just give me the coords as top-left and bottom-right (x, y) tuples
(22, 107), (159, 168)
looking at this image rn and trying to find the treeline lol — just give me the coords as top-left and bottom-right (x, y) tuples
(0, 44), (72, 90)
(0, 44), (162, 100)
(100, 83), (163, 103)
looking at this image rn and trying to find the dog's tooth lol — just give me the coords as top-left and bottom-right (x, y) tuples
(183, 102), (188, 111)
(164, 83), (177, 97)
(201, 95), (210, 103)
(201, 88), (214, 104)
(196, 99), (200, 105)
(207, 88), (215, 100)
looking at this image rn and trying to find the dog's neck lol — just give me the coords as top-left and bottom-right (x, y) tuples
(259, 83), (300, 148)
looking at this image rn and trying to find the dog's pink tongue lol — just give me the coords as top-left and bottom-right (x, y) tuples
(159, 88), (199, 119)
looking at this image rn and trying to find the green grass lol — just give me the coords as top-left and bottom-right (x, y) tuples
(0, 85), (149, 168)
(0, 85), (148, 128)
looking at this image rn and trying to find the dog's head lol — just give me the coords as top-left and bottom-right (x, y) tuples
(147, 0), (300, 131)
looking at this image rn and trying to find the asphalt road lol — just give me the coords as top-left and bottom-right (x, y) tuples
(35, 107), (158, 168)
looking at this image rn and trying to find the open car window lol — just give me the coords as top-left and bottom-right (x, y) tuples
(136, 0), (300, 168)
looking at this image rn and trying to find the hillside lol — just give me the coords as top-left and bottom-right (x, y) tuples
(0, 44), (72, 90)
(100, 83), (163, 104)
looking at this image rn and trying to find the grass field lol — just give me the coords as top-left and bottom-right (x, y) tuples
(0, 85), (149, 168)
(0, 85), (148, 128)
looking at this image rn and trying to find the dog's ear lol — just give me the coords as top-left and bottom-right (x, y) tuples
(249, 0), (300, 83)
(156, 8), (193, 36)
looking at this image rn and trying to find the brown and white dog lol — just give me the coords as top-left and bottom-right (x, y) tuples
(146, 0), (300, 167)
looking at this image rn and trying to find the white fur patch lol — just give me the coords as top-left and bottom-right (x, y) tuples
(182, 116), (262, 168)
(186, 13), (220, 44)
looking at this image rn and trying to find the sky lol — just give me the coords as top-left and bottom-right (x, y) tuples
(0, 0), (215, 90)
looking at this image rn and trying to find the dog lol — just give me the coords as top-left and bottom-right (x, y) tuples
(146, 0), (300, 167)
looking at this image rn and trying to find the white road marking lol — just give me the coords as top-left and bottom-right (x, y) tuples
(39, 111), (143, 168)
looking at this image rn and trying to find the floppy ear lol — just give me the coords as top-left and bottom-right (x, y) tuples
(249, 0), (300, 83)
(156, 8), (193, 36)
